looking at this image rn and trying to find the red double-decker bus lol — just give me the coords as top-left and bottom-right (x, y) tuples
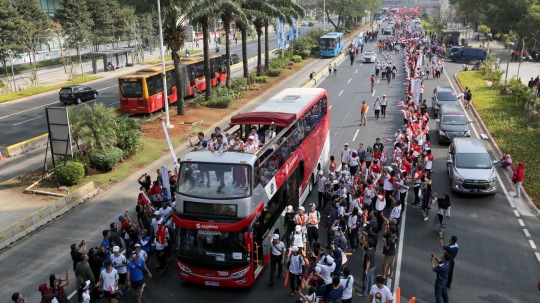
(118, 55), (226, 114)
(173, 88), (331, 287)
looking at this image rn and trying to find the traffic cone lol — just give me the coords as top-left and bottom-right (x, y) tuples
(0, 152), (4, 161)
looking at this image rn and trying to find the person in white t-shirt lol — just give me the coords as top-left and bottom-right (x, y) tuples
(341, 143), (351, 168)
(369, 275), (393, 303)
(97, 259), (119, 303)
(265, 124), (276, 144)
(375, 187), (386, 212)
(317, 171), (327, 209)
(340, 267), (354, 303)
(110, 246), (128, 294)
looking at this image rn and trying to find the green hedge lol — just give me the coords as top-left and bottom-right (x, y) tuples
(267, 68), (282, 77)
(115, 116), (142, 158)
(89, 147), (123, 171)
(292, 55), (303, 63)
(199, 96), (233, 108)
(252, 76), (268, 83)
(231, 77), (248, 90)
(55, 161), (85, 186)
(299, 50), (311, 59)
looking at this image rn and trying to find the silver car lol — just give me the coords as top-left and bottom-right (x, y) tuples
(362, 51), (376, 63)
(447, 138), (498, 195)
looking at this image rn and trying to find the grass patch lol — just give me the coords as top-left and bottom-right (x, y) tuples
(145, 50), (202, 64)
(420, 16), (441, 35)
(456, 71), (540, 205)
(0, 75), (102, 103)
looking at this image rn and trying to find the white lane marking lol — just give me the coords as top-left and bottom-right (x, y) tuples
(352, 129), (359, 141)
(514, 209), (520, 217)
(372, 90), (375, 96)
(0, 85), (116, 121)
(355, 69), (358, 73)
(339, 90), (343, 96)
(329, 105), (332, 109)
(109, 101), (120, 105)
(13, 116), (42, 125)
(529, 240), (537, 249)
(393, 192), (409, 296)
(518, 219), (525, 226)
(536, 252), (540, 262)
(524, 229), (531, 237)
(348, 78), (352, 83)
(377, 79), (380, 83)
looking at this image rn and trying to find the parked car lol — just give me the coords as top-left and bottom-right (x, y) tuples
(362, 51), (377, 63)
(59, 85), (98, 105)
(308, 21), (315, 27)
(221, 53), (241, 65)
(432, 86), (459, 115)
(447, 138), (498, 194)
(302, 21), (309, 26)
(382, 27), (392, 35)
(436, 105), (471, 144)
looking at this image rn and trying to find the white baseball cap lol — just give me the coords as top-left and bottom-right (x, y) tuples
(272, 234), (279, 240)
(134, 243), (142, 247)
(318, 170), (324, 175)
(326, 256), (334, 264)
(248, 135), (255, 140)
(298, 206), (305, 211)
(154, 211), (161, 216)
(287, 205), (293, 212)
(314, 266), (321, 274)
(83, 280), (91, 290)
(112, 246), (120, 252)
(344, 143), (349, 146)
(291, 246), (299, 252)
(295, 225), (302, 232)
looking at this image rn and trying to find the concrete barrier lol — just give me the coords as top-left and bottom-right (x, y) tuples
(0, 182), (98, 251)
(6, 133), (48, 157)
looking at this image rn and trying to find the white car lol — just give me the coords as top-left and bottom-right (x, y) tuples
(362, 51), (376, 63)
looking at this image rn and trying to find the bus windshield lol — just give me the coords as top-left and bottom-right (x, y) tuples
(320, 38), (336, 50)
(176, 227), (249, 263)
(119, 79), (143, 98)
(177, 162), (252, 199)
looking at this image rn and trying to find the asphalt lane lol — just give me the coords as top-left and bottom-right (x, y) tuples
(0, 22), (326, 150)
(396, 54), (540, 302)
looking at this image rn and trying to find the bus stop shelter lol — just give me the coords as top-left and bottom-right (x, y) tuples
(442, 29), (461, 47)
(90, 48), (136, 74)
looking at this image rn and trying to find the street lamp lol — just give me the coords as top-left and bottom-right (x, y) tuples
(323, 0), (325, 30)
(505, 42), (515, 83)
(156, 0), (171, 128)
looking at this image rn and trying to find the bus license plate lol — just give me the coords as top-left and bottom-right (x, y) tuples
(205, 281), (219, 286)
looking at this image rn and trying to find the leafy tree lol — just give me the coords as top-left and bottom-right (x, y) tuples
(53, 0), (94, 69)
(324, 0), (379, 32)
(15, 0), (49, 86)
(47, 22), (68, 73)
(0, 0), (24, 80)
(69, 103), (118, 151)
(219, 0), (249, 88)
(87, 0), (121, 51)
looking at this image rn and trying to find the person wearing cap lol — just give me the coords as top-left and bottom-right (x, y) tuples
(431, 252), (451, 303)
(380, 94), (388, 117)
(11, 292), (26, 303)
(287, 246), (306, 296)
(150, 211), (161, 239)
(341, 143), (351, 169)
(77, 279), (92, 303)
(110, 246), (128, 295)
(127, 251), (152, 303)
(295, 206), (309, 236)
(292, 225), (307, 252)
(133, 243), (148, 262)
(316, 252), (336, 297)
(284, 205), (296, 248)
(317, 171), (327, 209)
(243, 135), (259, 154)
(439, 235), (459, 289)
(110, 223), (124, 251)
(307, 204), (321, 250)
(268, 234), (286, 286)
(96, 259), (119, 303)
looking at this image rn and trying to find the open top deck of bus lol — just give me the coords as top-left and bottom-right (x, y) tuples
(230, 88), (327, 126)
(183, 149), (258, 166)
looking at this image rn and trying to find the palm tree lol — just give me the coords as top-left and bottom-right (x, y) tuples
(162, 5), (188, 115)
(219, 1), (248, 88)
(69, 103), (118, 151)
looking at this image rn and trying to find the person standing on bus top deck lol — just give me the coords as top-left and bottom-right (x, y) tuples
(341, 143), (351, 169)
(244, 136), (258, 154)
(307, 203), (321, 250)
(189, 132), (210, 186)
(295, 206), (309, 237)
(249, 127), (261, 146)
(317, 171), (327, 209)
(265, 123), (276, 144)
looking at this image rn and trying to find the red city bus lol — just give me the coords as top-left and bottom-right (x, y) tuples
(173, 88), (331, 287)
(118, 55), (226, 114)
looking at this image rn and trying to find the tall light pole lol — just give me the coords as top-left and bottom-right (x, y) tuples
(8, 50), (16, 90)
(156, 0), (171, 128)
(505, 42), (515, 83)
(323, 0), (325, 30)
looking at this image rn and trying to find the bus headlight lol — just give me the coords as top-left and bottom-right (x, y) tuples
(177, 261), (192, 273)
(229, 267), (250, 278)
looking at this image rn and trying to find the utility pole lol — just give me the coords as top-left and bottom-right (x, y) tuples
(157, 0), (171, 127)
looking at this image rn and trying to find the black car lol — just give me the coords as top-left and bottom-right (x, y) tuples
(308, 21), (314, 27)
(59, 85), (98, 105)
(222, 53), (241, 65)
(436, 105), (471, 144)
(431, 86), (459, 115)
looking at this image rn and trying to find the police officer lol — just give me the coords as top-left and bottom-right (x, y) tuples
(431, 252), (451, 303)
(268, 234), (286, 286)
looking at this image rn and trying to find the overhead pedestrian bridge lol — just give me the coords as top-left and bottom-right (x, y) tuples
(381, 0), (440, 8)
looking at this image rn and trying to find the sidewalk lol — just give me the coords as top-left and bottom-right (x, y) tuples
(0, 22), (369, 232)
(1, 31), (268, 93)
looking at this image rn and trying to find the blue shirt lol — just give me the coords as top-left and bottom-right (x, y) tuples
(139, 236), (151, 253)
(433, 260), (450, 281)
(357, 149), (366, 160)
(101, 239), (111, 259)
(327, 285), (344, 303)
(443, 243), (459, 259)
(127, 258), (146, 282)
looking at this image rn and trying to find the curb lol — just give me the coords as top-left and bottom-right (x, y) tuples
(6, 133), (48, 157)
(0, 181), (98, 251)
(453, 72), (539, 216)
